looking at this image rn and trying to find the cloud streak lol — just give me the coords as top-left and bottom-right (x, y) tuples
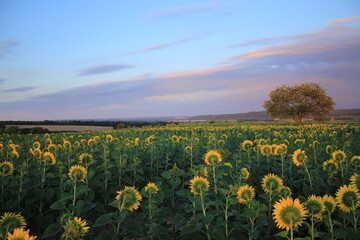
(77, 64), (133, 76)
(0, 79), (5, 84)
(146, 3), (222, 20)
(0, 39), (19, 58)
(1, 87), (35, 93)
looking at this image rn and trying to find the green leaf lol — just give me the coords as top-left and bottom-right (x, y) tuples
(93, 213), (115, 227)
(275, 231), (289, 238)
(49, 200), (66, 210)
(41, 223), (61, 239)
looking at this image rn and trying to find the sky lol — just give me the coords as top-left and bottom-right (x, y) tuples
(0, 0), (360, 120)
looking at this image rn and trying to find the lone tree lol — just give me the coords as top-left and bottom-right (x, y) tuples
(263, 83), (335, 125)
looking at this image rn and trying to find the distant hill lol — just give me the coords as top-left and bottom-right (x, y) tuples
(186, 108), (360, 121)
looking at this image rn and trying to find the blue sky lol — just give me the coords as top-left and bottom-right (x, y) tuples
(0, 0), (359, 120)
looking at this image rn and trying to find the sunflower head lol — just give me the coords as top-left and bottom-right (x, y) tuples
(273, 197), (307, 231)
(292, 149), (307, 166)
(42, 152), (56, 165)
(63, 141), (72, 149)
(0, 161), (14, 177)
(105, 134), (113, 143)
(237, 184), (255, 203)
(144, 182), (160, 196)
(171, 135), (180, 143)
(335, 184), (360, 212)
(204, 150), (222, 166)
(322, 159), (339, 173)
(116, 186), (142, 211)
(68, 165), (87, 182)
(240, 168), (250, 180)
(79, 153), (93, 166)
(279, 186), (292, 198)
(241, 140), (254, 151)
(262, 173), (283, 193)
(184, 146), (192, 154)
(0, 212), (27, 238)
(305, 195), (325, 219)
(6, 228), (37, 240)
(351, 156), (360, 167)
(47, 144), (57, 153)
(332, 150), (346, 162)
(199, 166), (209, 177)
(61, 216), (89, 239)
(350, 173), (360, 190)
(260, 145), (272, 156)
(274, 144), (287, 156)
(323, 195), (336, 214)
(189, 176), (210, 195)
(32, 141), (41, 149)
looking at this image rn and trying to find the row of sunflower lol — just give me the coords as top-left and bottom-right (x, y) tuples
(0, 122), (359, 239)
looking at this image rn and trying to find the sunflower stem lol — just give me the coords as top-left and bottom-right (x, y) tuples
(310, 215), (315, 240)
(303, 162), (313, 190)
(352, 201), (358, 233)
(212, 165), (218, 194)
(290, 218), (293, 240)
(72, 180), (77, 212)
(327, 211), (334, 240)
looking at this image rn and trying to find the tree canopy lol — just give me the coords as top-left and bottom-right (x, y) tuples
(263, 83), (335, 124)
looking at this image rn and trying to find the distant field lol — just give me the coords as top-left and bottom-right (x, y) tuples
(5, 125), (114, 132)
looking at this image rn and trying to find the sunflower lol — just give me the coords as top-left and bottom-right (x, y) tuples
(335, 184), (360, 212)
(292, 149), (307, 166)
(134, 137), (140, 145)
(0, 212), (27, 238)
(199, 166), (209, 177)
(68, 165), (87, 182)
(88, 138), (95, 147)
(305, 195), (325, 219)
(241, 140), (254, 151)
(350, 173), (360, 190)
(42, 152), (56, 165)
(237, 184), (255, 203)
(332, 150), (346, 162)
(6, 228), (37, 240)
(79, 153), (93, 165)
(204, 150), (222, 166)
(144, 182), (160, 196)
(262, 173), (283, 193)
(32, 141), (41, 149)
(62, 217), (89, 239)
(116, 186), (142, 211)
(189, 176), (210, 195)
(323, 195), (336, 214)
(322, 159), (339, 173)
(280, 186), (292, 198)
(274, 144), (287, 156)
(240, 168), (250, 180)
(47, 144), (57, 153)
(273, 197), (307, 231)
(171, 135), (180, 143)
(184, 146), (192, 154)
(351, 156), (360, 167)
(0, 161), (14, 177)
(260, 145), (272, 156)
(105, 134), (113, 143)
(63, 140), (72, 149)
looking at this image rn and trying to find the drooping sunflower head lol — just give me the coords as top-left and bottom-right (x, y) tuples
(88, 138), (95, 147)
(275, 144), (287, 156)
(189, 176), (210, 195)
(204, 150), (222, 166)
(116, 186), (142, 211)
(351, 156), (360, 167)
(240, 168), (250, 180)
(0, 161), (14, 177)
(335, 184), (360, 212)
(105, 134), (113, 143)
(241, 140), (254, 151)
(322, 159), (339, 173)
(6, 228), (37, 240)
(63, 140), (72, 149)
(144, 182), (160, 196)
(305, 195), (325, 219)
(68, 165), (87, 182)
(260, 145), (272, 156)
(236, 184), (255, 203)
(42, 152), (56, 165)
(292, 149), (307, 166)
(32, 141), (41, 149)
(61, 216), (89, 239)
(171, 135), (180, 143)
(79, 153), (93, 166)
(323, 195), (336, 214)
(272, 197), (307, 231)
(332, 150), (346, 162)
(279, 186), (292, 198)
(0, 212), (27, 238)
(350, 173), (360, 190)
(262, 173), (283, 193)
(199, 166), (209, 177)
(47, 144), (57, 153)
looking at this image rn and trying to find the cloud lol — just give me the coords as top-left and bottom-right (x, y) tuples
(0, 39), (19, 58)
(0, 79), (5, 84)
(329, 17), (360, 25)
(77, 64), (133, 76)
(146, 3), (221, 20)
(1, 87), (35, 93)
(227, 36), (293, 48)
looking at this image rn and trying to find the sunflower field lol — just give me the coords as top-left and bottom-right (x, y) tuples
(0, 122), (359, 240)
